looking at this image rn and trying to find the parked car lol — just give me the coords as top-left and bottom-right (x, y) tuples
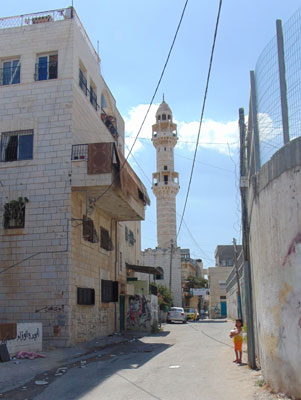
(184, 308), (198, 321)
(167, 307), (187, 324)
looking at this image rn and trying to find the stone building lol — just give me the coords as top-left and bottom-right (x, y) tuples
(208, 245), (238, 318)
(0, 7), (149, 347)
(142, 100), (182, 306)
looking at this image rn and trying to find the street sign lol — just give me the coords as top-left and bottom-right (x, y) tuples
(190, 288), (210, 296)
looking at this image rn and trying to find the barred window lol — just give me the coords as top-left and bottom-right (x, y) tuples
(100, 227), (112, 251)
(77, 288), (95, 305)
(101, 280), (118, 303)
(1, 130), (33, 162)
(3, 197), (28, 229)
(83, 216), (99, 243)
(35, 53), (58, 81)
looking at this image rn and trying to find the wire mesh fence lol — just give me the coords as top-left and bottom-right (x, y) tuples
(283, 8), (301, 142)
(251, 8), (301, 169)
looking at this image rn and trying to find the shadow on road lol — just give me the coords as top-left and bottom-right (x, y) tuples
(26, 339), (173, 400)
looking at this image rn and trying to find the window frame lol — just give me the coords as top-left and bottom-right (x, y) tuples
(35, 53), (58, 81)
(1, 58), (20, 86)
(0, 130), (34, 162)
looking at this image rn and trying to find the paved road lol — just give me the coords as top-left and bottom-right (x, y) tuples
(29, 320), (273, 400)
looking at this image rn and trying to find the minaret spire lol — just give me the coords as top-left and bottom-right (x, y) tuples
(151, 99), (179, 248)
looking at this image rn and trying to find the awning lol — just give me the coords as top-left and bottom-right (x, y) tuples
(126, 263), (163, 275)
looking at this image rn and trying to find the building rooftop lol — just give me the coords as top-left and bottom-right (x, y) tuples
(0, 7), (100, 64)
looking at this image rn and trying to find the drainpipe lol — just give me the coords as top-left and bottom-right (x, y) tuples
(114, 220), (118, 332)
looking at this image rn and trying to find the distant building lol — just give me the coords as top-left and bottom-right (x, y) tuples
(214, 245), (242, 267)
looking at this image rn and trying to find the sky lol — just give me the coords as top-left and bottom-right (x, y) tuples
(2, 1), (301, 266)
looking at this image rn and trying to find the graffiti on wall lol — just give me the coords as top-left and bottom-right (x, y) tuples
(282, 233), (301, 266)
(127, 295), (152, 329)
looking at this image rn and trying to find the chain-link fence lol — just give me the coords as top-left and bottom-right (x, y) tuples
(250, 8), (301, 168)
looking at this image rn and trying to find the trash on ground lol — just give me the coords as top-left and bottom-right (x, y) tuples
(16, 351), (45, 360)
(169, 365), (181, 369)
(35, 380), (48, 385)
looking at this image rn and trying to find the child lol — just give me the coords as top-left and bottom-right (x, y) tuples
(230, 319), (243, 364)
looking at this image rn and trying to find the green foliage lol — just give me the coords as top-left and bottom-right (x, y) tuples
(185, 276), (208, 289)
(154, 283), (173, 308)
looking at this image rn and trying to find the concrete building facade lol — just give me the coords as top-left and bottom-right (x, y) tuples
(0, 8), (149, 347)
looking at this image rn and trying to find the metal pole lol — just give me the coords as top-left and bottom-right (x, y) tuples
(238, 107), (257, 369)
(169, 240), (173, 292)
(233, 238), (242, 320)
(114, 220), (118, 332)
(276, 19), (290, 144)
(250, 71), (261, 172)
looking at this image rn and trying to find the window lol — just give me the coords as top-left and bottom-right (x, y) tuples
(128, 230), (136, 246)
(1, 59), (20, 85)
(220, 296), (226, 300)
(164, 147), (166, 151)
(162, 114), (166, 120)
(79, 62), (87, 95)
(101, 280), (118, 303)
(90, 80), (98, 110)
(77, 288), (95, 305)
(155, 267), (164, 280)
(35, 54), (58, 81)
(1, 130), (33, 162)
(100, 227), (113, 251)
(125, 226), (128, 241)
(164, 166), (167, 170)
(164, 175), (168, 185)
(3, 197), (28, 229)
(83, 216), (99, 243)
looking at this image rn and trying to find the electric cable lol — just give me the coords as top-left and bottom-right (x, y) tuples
(90, 0), (189, 210)
(177, 0), (223, 237)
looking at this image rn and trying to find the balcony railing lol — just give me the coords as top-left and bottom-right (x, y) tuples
(71, 144), (88, 160)
(0, 8), (100, 65)
(101, 108), (118, 138)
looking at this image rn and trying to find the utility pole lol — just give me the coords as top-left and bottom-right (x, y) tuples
(233, 238), (242, 320)
(239, 107), (256, 369)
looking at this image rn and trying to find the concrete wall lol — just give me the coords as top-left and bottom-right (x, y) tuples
(5, 322), (42, 356)
(248, 137), (301, 398)
(126, 294), (158, 332)
(142, 247), (182, 307)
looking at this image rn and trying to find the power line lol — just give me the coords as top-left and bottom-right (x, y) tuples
(177, 0), (223, 237)
(90, 0), (189, 209)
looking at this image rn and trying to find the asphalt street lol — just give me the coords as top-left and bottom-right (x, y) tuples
(23, 320), (273, 400)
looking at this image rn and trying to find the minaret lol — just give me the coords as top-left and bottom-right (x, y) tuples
(152, 98), (179, 248)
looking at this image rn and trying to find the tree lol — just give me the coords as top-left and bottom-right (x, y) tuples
(154, 283), (173, 309)
(185, 276), (208, 289)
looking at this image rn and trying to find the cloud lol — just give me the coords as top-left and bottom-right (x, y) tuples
(124, 103), (239, 157)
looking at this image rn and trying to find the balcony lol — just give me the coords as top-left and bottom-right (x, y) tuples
(71, 143), (150, 221)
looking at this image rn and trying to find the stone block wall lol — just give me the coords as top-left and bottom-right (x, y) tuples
(142, 247), (182, 306)
(0, 18), (80, 347)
